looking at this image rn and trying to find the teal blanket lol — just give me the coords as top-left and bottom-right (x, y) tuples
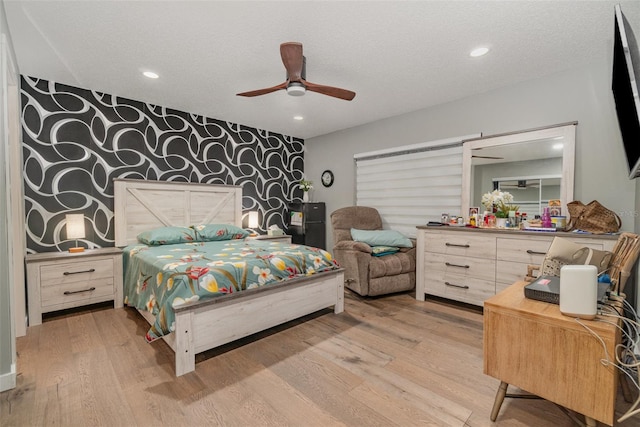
(123, 239), (340, 342)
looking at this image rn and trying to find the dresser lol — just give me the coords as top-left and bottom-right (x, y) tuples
(26, 248), (123, 326)
(415, 226), (617, 306)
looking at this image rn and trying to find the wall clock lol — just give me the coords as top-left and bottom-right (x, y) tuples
(321, 170), (334, 187)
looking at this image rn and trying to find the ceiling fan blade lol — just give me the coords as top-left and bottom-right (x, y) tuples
(236, 82), (287, 97)
(280, 42), (304, 81)
(304, 80), (356, 101)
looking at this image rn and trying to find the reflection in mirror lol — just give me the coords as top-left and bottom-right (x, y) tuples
(492, 176), (561, 217)
(461, 122), (576, 221)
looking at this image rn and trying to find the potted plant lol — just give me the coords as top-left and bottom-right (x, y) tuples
(482, 190), (519, 227)
(299, 179), (313, 202)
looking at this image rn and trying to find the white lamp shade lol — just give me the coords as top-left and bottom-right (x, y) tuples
(66, 214), (86, 239)
(248, 211), (259, 229)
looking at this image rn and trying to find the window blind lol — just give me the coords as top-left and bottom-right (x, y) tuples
(354, 134), (479, 238)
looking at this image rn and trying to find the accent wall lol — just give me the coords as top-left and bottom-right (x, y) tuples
(21, 76), (304, 253)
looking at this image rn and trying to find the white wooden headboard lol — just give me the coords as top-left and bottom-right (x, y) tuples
(114, 179), (243, 247)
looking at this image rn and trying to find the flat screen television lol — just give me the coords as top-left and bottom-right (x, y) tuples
(612, 4), (640, 179)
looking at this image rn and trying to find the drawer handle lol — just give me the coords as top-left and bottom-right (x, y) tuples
(63, 268), (96, 276)
(445, 281), (469, 289)
(63, 287), (96, 295)
(445, 243), (470, 248)
(445, 262), (470, 269)
(526, 250), (547, 255)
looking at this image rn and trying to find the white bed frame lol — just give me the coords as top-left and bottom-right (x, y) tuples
(114, 178), (344, 376)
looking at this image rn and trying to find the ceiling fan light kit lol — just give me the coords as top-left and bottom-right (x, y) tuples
(286, 82), (306, 96)
(237, 42), (356, 101)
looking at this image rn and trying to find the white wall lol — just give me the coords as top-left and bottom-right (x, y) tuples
(0, 0), (19, 392)
(306, 58), (636, 253)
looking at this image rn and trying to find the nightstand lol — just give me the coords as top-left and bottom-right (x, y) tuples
(26, 247), (123, 326)
(246, 234), (292, 244)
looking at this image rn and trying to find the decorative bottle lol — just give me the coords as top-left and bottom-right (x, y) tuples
(541, 207), (552, 228)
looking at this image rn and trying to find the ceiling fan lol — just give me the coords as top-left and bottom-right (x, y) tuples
(236, 42), (356, 101)
(471, 147), (504, 160)
(499, 180), (540, 189)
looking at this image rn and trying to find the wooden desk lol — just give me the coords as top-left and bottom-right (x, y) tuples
(483, 281), (621, 426)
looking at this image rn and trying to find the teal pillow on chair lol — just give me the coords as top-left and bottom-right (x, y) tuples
(371, 245), (400, 257)
(350, 228), (413, 248)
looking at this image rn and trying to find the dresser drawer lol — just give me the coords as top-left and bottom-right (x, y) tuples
(565, 238), (610, 251)
(496, 260), (531, 288)
(40, 277), (115, 308)
(424, 231), (496, 258)
(497, 237), (550, 264)
(424, 252), (495, 281)
(423, 271), (495, 306)
(40, 258), (114, 286)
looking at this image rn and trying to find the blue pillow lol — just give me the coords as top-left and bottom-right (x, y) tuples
(137, 226), (196, 246)
(351, 228), (413, 248)
(191, 224), (250, 241)
(371, 245), (400, 257)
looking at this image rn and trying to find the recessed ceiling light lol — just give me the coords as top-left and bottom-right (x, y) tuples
(293, 115), (304, 121)
(553, 143), (564, 150)
(143, 71), (159, 79)
(470, 47), (489, 57)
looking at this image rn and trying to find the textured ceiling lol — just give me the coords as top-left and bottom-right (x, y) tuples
(5, 0), (640, 139)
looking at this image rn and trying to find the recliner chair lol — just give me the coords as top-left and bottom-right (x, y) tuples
(330, 206), (416, 296)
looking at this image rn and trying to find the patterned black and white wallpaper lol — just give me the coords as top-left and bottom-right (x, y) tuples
(21, 76), (305, 253)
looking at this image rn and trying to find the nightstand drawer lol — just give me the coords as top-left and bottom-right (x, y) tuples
(40, 258), (114, 286)
(40, 277), (115, 308)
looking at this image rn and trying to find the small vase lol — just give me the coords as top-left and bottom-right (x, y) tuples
(496, 217), (508, 228)
(303, 192), (309, 202)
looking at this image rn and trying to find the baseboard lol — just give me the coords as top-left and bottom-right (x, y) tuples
(0, 363), (16, 392)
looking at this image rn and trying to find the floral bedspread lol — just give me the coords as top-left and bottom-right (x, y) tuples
(123, 239), (340, 342)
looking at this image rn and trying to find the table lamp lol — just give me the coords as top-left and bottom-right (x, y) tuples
(66, 213), (86, 253)
(247, 211), (259, 236)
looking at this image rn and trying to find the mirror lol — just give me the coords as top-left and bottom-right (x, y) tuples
(461, 122), (576, 220)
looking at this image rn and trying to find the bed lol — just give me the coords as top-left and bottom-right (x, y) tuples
(114, 178), (344, 376)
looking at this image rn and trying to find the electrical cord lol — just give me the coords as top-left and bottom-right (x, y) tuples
(597, 315), (636, 349)
(576, 310), (640, 423)
(600, 312), (640, 353)
(600, 302), (624, 316)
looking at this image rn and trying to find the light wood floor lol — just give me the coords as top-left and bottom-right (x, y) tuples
(2, 290), (637, 426)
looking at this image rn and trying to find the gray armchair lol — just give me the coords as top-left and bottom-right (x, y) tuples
(330, 206), (416, 296)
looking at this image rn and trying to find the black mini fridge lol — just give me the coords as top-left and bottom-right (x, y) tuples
(287, 202), (326, 249)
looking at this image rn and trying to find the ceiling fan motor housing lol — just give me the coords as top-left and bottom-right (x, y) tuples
(286, 56), (306, 96)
